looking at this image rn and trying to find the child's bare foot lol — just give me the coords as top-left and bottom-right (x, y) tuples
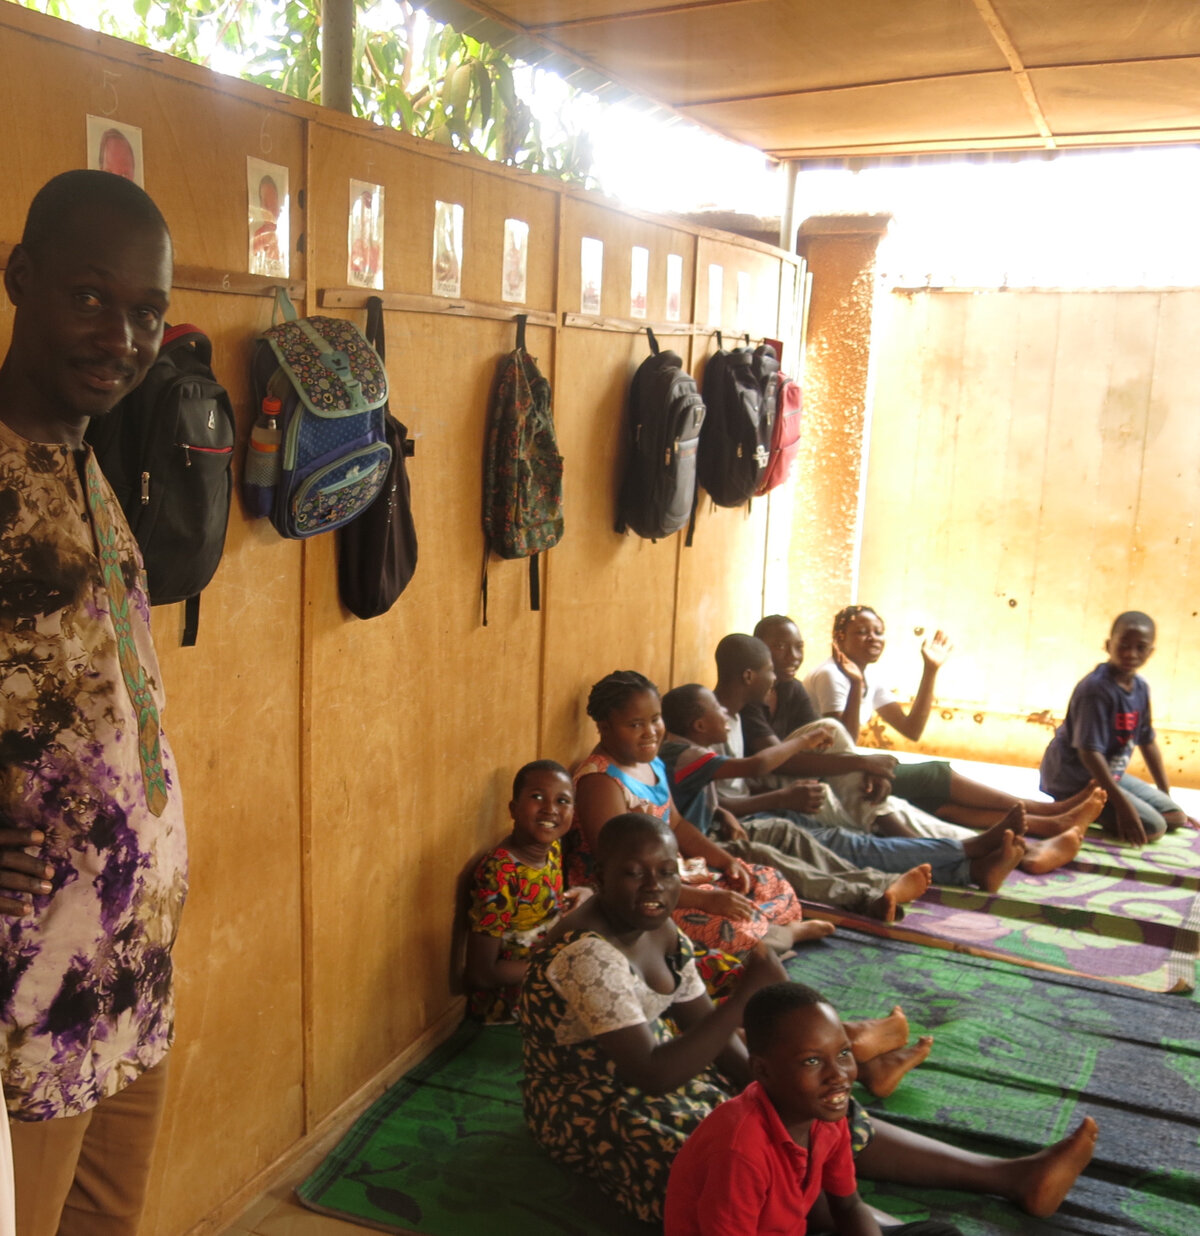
(869, 864), (933, 922)
(1025, 788), (1107, 838)
(855, 1035), (934, 1097)
(961, 806), (1027, 858)
(1020, 826), (1083, 875)
(1026, 781), (1096, 815)
(1010, 1117), (1099, 1217)
(968, 829), (1025, 892)
(790, 919), (837, 945)
(844, 1006), (908, 1059)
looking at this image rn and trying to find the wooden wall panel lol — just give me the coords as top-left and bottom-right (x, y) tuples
(0, 10), (804, 1232)
(541, 323), (684, 759)
(307, 124), (559, 308)
(861, 288), (1200, 782)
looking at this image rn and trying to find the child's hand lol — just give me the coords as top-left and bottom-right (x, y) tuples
(719, 856), (751, 894)
(704, 887), (757, 920)
(860, 751), (898, 779)
(833, 646), (864, 684)
(861, 773), (892, 805)
(921, 629), (953, 669)
(1113, 799), (1148, 847)
(716, 808), (748, 843)
(795, 724), (836, 752)
(742, 942), (789, 991)
(562, 887), (593, 911)
(777, 780), (825, 815)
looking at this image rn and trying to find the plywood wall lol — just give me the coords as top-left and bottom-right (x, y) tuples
(0, 8), (808, 1233)
(860, 286), (1200, 784)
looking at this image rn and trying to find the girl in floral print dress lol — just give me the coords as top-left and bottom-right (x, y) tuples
(465, 760), (590, 1023)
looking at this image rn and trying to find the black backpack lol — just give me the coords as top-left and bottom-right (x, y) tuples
(697, 332), (770, 507)
(336, 297), (418, 620)
(85, 323), (235, 646)
(615, 328), (706, 542)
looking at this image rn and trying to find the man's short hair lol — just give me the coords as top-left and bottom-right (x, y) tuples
(715, 633), (771, 680)
(753, 614), (795, 641)
(1111, 611), (1155, 638)
(21, 170), (170, 260)
(744, 981), (828, 1055)
(661, 684), (709, 737)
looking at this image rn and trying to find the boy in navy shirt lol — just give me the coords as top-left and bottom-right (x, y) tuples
(1040, 611), (1192, 845)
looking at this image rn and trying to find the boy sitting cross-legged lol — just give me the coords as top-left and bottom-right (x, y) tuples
(664, 981), (964, 1236)
(1040, 610), (1198, 846)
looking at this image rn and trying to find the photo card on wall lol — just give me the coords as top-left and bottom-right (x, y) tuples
(502, 218), (529, 304)
(348, 179), (384, 289)
(87, 116), (143, 187)
(707, 264), (723, 327)
(630, 246), (649, 319)
(666, 253), (683, 322)
(433, 200), (464, 297)
(580, 237), (603, 314)
(247, 156), (290, 278)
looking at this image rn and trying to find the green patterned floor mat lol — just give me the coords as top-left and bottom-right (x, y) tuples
(299, 931), (1200, 1235)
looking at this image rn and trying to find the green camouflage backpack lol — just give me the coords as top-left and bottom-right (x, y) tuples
(480, 315), (564, 623)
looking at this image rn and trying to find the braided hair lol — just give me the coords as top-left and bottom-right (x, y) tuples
(832, 604), (881, 641)
(586, 670), (659, 723)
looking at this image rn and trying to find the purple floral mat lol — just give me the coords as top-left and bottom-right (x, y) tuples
(802, 826), (1200, 994)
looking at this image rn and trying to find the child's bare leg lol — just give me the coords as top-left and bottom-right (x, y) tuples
(855, 1036), (934, 1098)
(967, 830), (1025, 892)
(868, 864), (933, 922)
(1019, 827), (1083, 875)
(855, 1115), (1098, 1217)
(843, 1006), (908, 1058)
(1025, 782), (1097, 814)
(942, 790), (1106, 838)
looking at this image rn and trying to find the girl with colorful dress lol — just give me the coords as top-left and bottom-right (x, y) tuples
(465, 760), (589, 1023)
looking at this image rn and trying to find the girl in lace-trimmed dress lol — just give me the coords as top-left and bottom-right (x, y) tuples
(465, 761), (591, 1023)
(566, 671), (825, 993)
(519, 812), (790, 1222)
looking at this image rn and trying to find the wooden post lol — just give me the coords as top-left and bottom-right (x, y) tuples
(321, 0), (355, 115)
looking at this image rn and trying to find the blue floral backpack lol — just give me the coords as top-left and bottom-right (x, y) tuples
(249, 290), (391, 538)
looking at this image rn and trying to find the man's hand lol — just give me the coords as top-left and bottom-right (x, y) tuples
(921, 630), (953, 669)
(716, 808), (748, 843)
(777, 780), (825, 815)
(1, 829), (53, 917)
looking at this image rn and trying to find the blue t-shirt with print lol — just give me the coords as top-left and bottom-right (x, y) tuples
(1040, 663), (1154, 798)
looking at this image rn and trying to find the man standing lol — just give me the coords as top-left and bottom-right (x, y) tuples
(0, 170), (187, 1236)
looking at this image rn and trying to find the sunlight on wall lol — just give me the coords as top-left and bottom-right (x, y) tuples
(796, 147), (1200, 289)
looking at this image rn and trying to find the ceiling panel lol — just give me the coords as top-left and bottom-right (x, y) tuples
(418, 0), (1200, 159)
(995, 0), (1200, 66)
(685, 72), (1039, 156)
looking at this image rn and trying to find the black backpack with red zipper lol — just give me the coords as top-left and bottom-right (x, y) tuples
(84, 323), (236, 645)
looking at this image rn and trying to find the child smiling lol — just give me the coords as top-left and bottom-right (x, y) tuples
(665, 982), (964, 1236)
(465, 761), (587, 1022)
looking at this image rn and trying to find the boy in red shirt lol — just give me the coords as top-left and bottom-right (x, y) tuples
(664, 982), (962, 1236)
